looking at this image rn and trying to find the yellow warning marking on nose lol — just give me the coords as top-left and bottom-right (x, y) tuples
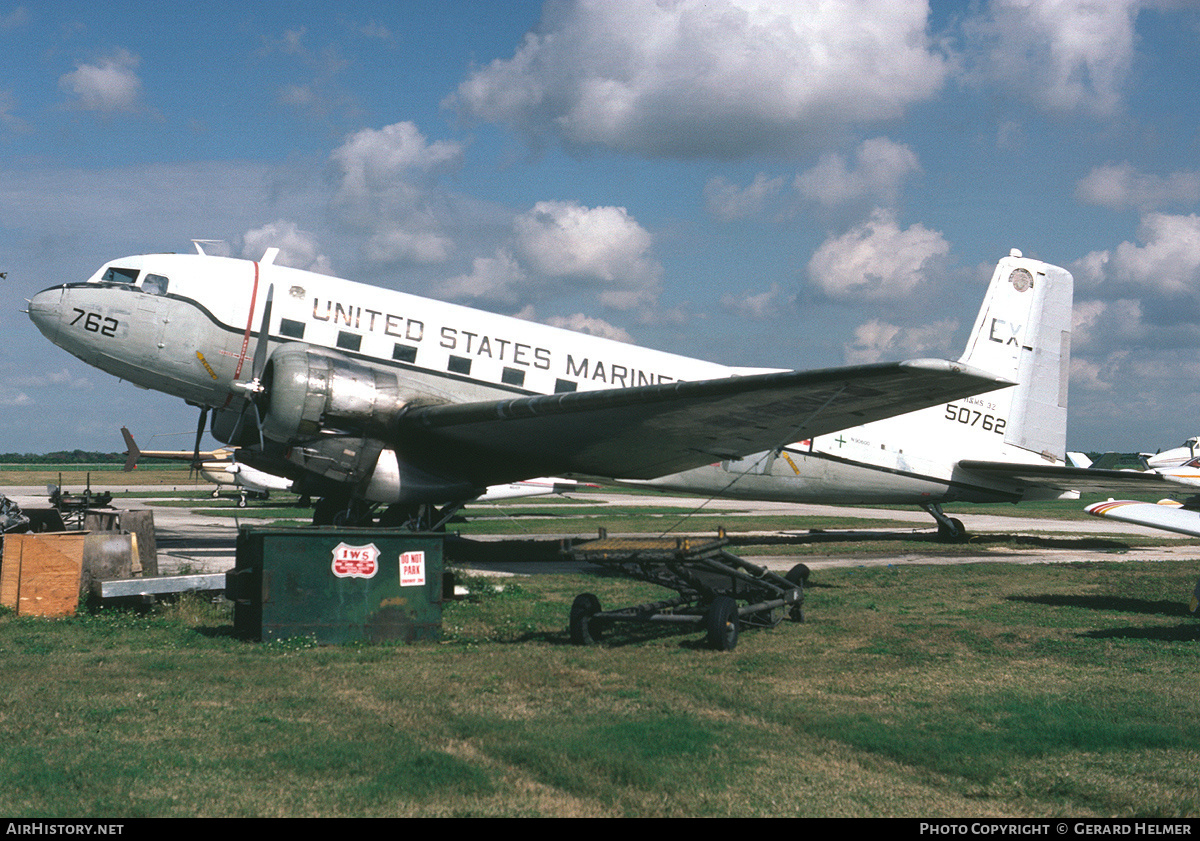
(196, 351), (218, 380)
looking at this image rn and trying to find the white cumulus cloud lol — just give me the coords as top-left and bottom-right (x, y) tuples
(964, 0), (1141, 116)
(331, 121), (464, 201)
(795, 137), (921, 209)
(544, 313), (633, 342)
(449, 0), (948, 158)
(806, 209), (949, 302)
(242, 220), (333, 275)
(1075, 162), (1200, 212)
(514, 200), (661, 310)
(59, 49), (143, 115)
(843, 317), (958, 364)
(705, 173), (785, 221)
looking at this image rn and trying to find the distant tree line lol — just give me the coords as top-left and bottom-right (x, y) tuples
(0, 450), (175, 465)
(0, 450), (123, 464)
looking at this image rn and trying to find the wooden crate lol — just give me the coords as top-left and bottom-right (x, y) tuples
(1, 533), (86, 617)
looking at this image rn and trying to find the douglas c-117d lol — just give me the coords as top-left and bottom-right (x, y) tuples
(27, 242), (1005, 527)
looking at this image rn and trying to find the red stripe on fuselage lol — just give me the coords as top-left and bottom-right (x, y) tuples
(222, 261), (260, 408)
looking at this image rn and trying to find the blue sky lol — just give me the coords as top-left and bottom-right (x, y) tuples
(3, 0), (1200, 454)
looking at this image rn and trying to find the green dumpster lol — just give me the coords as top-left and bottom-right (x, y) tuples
(228, 527), (445, 644)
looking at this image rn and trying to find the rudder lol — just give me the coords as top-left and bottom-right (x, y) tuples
(958, 250), (1073, 460)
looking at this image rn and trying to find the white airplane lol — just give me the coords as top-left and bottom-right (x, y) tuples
(1085, 497), (1200, 616)
(121, 426), (295, 507)
(1143, 437), (1200, 470)
(26, 243), (1005, 527)
(618, 250), (1197, 539)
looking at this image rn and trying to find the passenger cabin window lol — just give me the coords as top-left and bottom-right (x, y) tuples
(337, 331), (362, 352)
(101, 267), (139, 284)
(280, 318), (305, 339)
(142, 274), (169, 296)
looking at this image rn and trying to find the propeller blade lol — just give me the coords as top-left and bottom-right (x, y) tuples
(251, 284), (274, 383)
(192, 407), (209, 473)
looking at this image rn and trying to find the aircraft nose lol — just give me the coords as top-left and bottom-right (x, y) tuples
(27, 286), (65, 341)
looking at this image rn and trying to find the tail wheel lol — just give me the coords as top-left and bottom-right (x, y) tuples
(936, 517), (967, 543)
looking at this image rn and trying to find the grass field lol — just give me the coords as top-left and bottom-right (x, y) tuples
(0, 464), (202, 488)
(4, 464), (1199, 816)
(1, 557), (1198, 817)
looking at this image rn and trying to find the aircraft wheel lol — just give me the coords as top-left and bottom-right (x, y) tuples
(237, 496), (247, 508)
(937, 517), (967, 543)
(312, 496), (343, 526)
(705, 596), (739, 651)
(569, 593), (603, 646)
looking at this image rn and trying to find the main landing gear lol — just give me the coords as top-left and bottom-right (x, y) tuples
(310, 496), (465, 530)
(922, 502), (967, 543)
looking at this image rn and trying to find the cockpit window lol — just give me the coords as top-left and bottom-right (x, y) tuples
(142, 274), (169, 296)
(100, 266), (139, 284)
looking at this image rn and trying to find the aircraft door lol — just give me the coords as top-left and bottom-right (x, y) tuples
(136, 276), (211, 400)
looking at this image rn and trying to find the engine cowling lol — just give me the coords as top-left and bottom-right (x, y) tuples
(248, 344), (474, 504)
(258, 343), (414, 443)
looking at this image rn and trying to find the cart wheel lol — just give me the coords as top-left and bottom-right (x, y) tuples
(785, 563), (810, 585)
(705, 596), (739, 651)
(785, 564), (807, 623)
(569, 593), (603, 646)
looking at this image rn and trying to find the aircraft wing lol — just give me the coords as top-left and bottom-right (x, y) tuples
(397, 358), (1008, 483)
(957, 461), (1192, 495)
(1085, 499), (1200, 538)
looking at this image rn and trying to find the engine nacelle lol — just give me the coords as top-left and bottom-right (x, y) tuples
(259, 343), (417, 444)
(286, 439), (479, 504)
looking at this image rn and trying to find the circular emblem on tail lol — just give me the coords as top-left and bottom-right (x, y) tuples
(1008, 267), (1033, 292)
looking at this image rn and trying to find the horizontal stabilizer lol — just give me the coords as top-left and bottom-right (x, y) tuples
(398, 358), (1009, 484)
(958, 461), (1186, 494)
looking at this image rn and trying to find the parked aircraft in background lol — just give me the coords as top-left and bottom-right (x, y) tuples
(121, 426), (294, 507)
(1085, 498), (1200, 616)
(28, 243), (1004, 526)
(620, 250), (1193, 539)
(1142, 437), (1200, 470)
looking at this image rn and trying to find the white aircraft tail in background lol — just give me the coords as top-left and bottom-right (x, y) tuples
(624, 249), (1095, 539)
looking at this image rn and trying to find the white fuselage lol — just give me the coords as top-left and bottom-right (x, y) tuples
(28, 252), (767, 413)
(625, 396), (1065, 505)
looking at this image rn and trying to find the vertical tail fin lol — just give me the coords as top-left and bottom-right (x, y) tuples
(959, 250), (1074, 461)
(120, 426), (141, 472)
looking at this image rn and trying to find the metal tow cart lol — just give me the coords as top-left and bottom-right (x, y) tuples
(565, 535), (807, 651)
